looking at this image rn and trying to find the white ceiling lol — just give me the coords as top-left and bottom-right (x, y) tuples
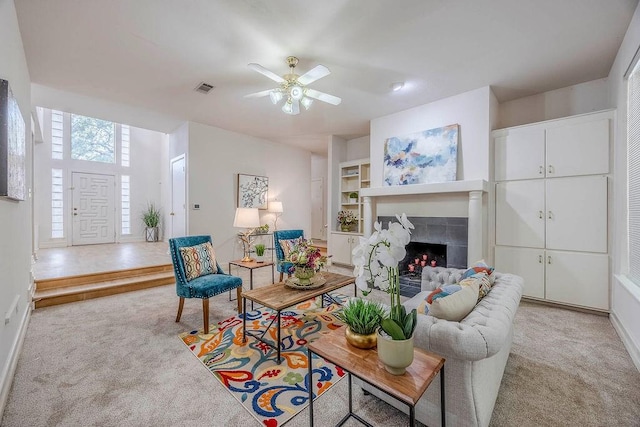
(15, 0), (638, 154)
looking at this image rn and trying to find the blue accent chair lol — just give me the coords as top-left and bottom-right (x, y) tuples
(169, 235), (243, 333)
(273, 229), (304, 282)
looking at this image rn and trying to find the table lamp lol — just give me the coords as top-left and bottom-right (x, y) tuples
(270, 201), (283, 230)
(233, 207), (260, 261)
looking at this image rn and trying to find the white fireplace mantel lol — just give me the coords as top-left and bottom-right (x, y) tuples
(360, 179), (489, 264)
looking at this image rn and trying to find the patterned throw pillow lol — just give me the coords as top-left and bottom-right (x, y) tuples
(429, 281), (480, 321)
(462, 259), (495, 284)
(280, 237), (303, 259)
(179, 242), (217, 281)
(417, 285), (463, 314)
(460, 272), (493, 302)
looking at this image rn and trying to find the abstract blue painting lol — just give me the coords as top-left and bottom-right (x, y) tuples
(383, 124), (459, 186)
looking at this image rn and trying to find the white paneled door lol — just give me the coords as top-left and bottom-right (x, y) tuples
(72, 172), (116, 245)
(170, 155), (186, 238)
(311, 178), (324, 240)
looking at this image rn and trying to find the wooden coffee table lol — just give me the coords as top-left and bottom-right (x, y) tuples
(241, 272), (356, 363)
(307, 327), (446, 427)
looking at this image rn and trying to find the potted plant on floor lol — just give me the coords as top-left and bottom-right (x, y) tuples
(254, 243), (266, 263)
(335, 298), (385, 349)
(142, 202), (161, 242)
(351, 213), (418, 375)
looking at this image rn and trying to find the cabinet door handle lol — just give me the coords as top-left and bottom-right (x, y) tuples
(548, 211), (553, 220)
(548, 255), (552, 264)
(539, 165), (544, 175)
(548, 165), (554, 174)
(539, 210), (543, 219)
(538, 255), (543, 263)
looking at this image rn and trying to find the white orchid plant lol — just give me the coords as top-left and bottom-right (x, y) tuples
(351, 213), (418, 340)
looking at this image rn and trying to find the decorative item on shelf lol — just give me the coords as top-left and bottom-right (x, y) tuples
(337, 210), (357, 232)
(254, 243), (266, 263)
(269, 200), (283, 230)
(256, 224), (270, 234)
(348, 192), (358, 203)
(352, 213), (418, 375)
(141, 202), (161, 242)
(233, 207), (260, 262)
(335, 298), (385, 349)
(285, 239), (327, 286)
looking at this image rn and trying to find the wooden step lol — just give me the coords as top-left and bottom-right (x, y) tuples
(35, 264), (174, 290)
(34, 266), (175, 309)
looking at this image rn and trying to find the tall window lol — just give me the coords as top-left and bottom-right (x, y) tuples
(121, 175), (131, 235)
(628, 59), (640, 287)
(121, 125), (130, 167)
(70, 114), (115, 163)
(51, 169), (64, 238)
(51, 110), (64, 160)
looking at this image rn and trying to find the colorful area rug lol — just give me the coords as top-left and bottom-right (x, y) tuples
(179, 295), (347, 426)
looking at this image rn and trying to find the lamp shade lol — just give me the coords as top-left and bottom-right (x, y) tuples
(270, 201), (283, 213)
(233, 207), (260, 228)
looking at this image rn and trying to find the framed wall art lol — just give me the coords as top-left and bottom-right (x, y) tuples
(0, 79), (26, 201)
(237, 174), (268, 209)
(383, 124), (459, 186)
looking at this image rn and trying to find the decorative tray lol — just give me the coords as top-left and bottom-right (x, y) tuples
(284, 275), (327, 290)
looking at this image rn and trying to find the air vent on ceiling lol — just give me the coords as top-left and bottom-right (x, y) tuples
(194, 82), (215, 94)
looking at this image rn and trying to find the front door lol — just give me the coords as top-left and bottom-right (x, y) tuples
(72, 172), (116, 245)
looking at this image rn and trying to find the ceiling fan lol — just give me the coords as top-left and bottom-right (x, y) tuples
(244, 56), (342, 115)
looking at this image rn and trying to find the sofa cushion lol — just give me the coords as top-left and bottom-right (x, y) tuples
(429, 281), (479, 321)
(179, 242), (217, 281)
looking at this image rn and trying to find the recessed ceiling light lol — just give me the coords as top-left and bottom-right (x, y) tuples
(391, 82), (405, 92)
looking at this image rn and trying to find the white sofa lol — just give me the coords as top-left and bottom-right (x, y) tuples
(358, 266), (524, 427)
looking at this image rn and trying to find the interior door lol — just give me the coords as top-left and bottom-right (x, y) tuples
(72, 172), (116, 245)
(170, 155), (187, 238)
(311, 178), (324, 240)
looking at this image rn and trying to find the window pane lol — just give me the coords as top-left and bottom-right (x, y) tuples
(71, 114), (115, 163)
(121, 175), (130, 235)
(51, 110), (64, 160)
(121, 125), (130, 167)
(629, 60), (640, 286)
(51, 168), (64, 238)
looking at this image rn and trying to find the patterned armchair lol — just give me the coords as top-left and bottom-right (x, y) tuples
(273, 229), (304, 282)
(169, 235), (242, 333)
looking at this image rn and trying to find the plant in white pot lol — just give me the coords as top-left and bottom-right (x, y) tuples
(142, 202), (161, 242)
(352, 213), (417, 375)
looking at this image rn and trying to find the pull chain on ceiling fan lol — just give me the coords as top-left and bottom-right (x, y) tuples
(244, 56), (342, 115)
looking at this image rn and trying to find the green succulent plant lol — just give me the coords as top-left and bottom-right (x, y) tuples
(254, 243), (266, 257)
(381, 305), (417, 340)
(335, 298), (385, 335)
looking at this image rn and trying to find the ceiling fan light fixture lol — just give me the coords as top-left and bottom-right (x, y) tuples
(290, 85), (304, 101)
(391, 82), (405, 92)
(300, 96), (313, 110)
(282, 99), (294, 115)
(269, 90), (283, 105)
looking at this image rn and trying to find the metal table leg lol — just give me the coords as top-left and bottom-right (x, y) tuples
(242, 297), (247, 343)
(277, 310), (282, 363)
(441, 366), (446, 427)
(308, 346), (314, 427)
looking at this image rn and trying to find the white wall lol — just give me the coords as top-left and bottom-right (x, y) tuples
(184, 122), (312, 264)
(311, 153), (328, 240)
(497, 78), (611, 129)
(370, 86), (493, 186)
(34, 109), (166, 247)
(0, 0), (32, 415)
(346, 136), (370, 161)
(328, 135), (347, 231)
(608, 2), (640, 370)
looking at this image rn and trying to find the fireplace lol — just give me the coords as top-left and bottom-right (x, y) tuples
(378, 216), (468, 297)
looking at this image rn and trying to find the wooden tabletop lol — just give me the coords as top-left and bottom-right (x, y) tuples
(229, 260), (274, 269)
(241, 271), (355, 311)
(308, 327), (445, 406)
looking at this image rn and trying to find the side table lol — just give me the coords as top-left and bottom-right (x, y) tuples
(307, 327), (446, 427)
(228, 260), (275, 309)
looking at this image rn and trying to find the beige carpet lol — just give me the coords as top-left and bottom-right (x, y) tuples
(2, 268), (640, 426)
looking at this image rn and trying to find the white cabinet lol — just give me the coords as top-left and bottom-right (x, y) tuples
(338, 159), (370, 234)
(330, 232), (361, 266)
(494, 111), (611, 181)
(493, 110), (611, 312)
(496, 176), (608, 253)
(494, 247), (609, 310)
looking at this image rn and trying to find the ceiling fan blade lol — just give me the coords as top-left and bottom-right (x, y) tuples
(305, 88), (342, 105)
(297, 64), (330, 85)
(247, 63), (285, 83)
(243, 89), (273, 99)
(291, 99), (300, 115)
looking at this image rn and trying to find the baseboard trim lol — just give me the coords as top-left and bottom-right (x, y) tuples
(610, 312), (640, 373)
(0, 302), (32, 419)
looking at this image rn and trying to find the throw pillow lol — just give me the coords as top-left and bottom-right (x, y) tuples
(417, 284), (462, 314)
(179, 242), (217, 281)
(462, 259), (495, 284)
(460, 272), (493, 302)
(429, 281), (480, 321)
(280, 237), (303, 259)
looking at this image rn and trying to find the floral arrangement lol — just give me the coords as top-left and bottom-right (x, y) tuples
(337, 210), (357, 226)
(351, 213), (417, 340)
(286, 239), (327, 273)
